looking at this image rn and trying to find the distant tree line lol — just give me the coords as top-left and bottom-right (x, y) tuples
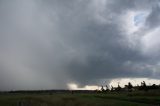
(99, 81), (160, 92)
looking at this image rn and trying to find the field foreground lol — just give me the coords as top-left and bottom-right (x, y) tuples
(0, 91), (160, 106)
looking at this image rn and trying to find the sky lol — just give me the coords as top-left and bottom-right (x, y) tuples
(0, 0), (160, 90)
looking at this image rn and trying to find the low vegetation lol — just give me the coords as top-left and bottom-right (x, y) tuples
(0, 90), (160, 106)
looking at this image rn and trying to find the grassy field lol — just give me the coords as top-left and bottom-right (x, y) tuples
(0, 91), (160, 106)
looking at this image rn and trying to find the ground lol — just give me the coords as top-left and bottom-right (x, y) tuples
(0, 90), (160, 106)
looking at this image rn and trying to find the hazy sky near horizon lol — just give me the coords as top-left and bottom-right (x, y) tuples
(0, 0), (160, 90)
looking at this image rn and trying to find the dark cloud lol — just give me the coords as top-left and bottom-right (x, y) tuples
(0, 0), (160, 90)
(145, 5), (160, 29)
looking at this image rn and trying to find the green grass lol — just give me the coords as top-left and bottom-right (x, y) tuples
(0, 91), (160, 106)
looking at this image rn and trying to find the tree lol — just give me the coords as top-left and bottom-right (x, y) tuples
(101, 86), (105, 92)
(128, 82), (133, 92)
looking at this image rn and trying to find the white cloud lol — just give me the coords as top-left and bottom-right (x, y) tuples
(68, 83), (98, 90)
(141, 27), (160, 56)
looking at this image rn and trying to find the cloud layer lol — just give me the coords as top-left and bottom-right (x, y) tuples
(0, 0), (160, 90)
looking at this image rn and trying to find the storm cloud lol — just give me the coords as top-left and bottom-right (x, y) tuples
(0, 0), (160, 90)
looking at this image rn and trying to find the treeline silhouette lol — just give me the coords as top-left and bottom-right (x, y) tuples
(0, 81), (160, 94)
(100, 81), (160, 92)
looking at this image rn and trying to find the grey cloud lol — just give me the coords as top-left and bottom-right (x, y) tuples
(145, 5), (160, 29)
(0, 0), (160, 90)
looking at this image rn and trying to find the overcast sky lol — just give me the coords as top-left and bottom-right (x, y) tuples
(0, 0), (160, 90)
